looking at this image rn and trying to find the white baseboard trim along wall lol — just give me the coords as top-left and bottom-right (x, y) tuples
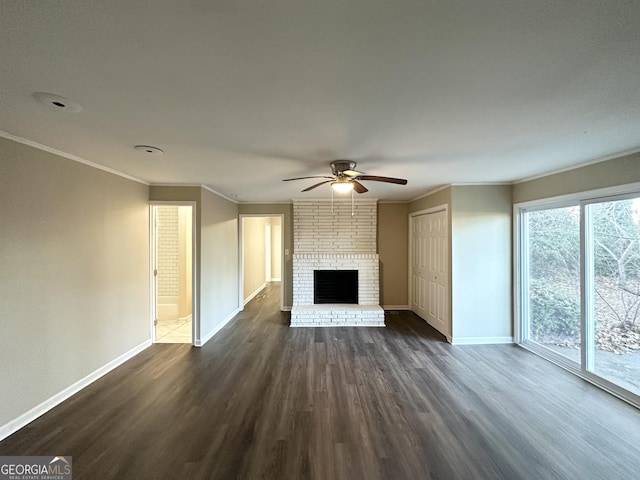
(196, 308), (241, 347)
(244, 283), (266, 306)
(383, 305), (410, 310)
(450, 336), (514, 345)
(0, 340), (152, 441)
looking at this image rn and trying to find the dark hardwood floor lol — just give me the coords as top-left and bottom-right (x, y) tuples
(2, 283), (640, 479)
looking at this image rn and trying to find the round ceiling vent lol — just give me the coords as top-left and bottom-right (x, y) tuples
(33, 92), (83, 113)
(134, 145), (164, 155)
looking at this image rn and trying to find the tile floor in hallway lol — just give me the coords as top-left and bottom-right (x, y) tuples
(155, 318), (192, 343)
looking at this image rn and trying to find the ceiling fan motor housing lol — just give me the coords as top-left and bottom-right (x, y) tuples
(330, 160), (357, 176)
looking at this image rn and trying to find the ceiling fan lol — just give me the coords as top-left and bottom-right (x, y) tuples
(282, 160), (407, 194)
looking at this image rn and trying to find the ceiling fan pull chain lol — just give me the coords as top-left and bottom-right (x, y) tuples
(351, 188), (355, 216)
(331, 187), (334, 213)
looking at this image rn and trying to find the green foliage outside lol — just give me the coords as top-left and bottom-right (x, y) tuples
(529, 279), (580, 339)
(528, 199), (640, 353)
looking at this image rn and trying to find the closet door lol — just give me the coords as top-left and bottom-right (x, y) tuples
(412, 210), (448, 336)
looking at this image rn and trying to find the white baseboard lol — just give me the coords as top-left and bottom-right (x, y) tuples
(270, 277), (281, 282)
(196, 308), (240, 347)
(282, 306), (292, 312)
(243, 283), (266, 306)
(451, 336), (514, 345)
(383, 305), (410, 310)
(0, 339), (152, 442)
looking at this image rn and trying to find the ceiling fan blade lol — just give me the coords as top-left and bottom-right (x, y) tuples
(357, 175), (407, 185)
(343, 169), (366, 177)
(283, 176), (334, 181)
(302, 180), (332, 192)
(352, 180), (368, 194)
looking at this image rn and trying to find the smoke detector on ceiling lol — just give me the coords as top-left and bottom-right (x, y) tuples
(134, 145), (164, 155)
(33, 92), (83, 113)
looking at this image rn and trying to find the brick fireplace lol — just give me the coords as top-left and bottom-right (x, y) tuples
(290, 199), (385, 327)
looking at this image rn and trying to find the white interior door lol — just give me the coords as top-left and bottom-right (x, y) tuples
(411, 215), (429, 320)
(412, 210), (448, 336)
(152, 206), (159, 341)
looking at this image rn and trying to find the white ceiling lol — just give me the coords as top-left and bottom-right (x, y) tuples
(2, 1), (640, 202)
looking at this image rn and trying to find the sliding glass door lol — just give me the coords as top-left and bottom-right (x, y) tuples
(586, 197), (640, 396)
(525, 206), (581, 364)
(520, 193), (640, 405)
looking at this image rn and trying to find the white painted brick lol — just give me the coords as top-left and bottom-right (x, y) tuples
(292, 200), (382, 326)
(157, 206), (180, 296)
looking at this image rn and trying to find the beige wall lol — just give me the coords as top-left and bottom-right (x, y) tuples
(243, 217), (267, 301)
(409, 186), (452, 214)
(0, 137), (150, 429)
(199, 189), (239, 338)
(149, 186), (201, 203)
(270, 217), (282, 280)
(451, 185), (512, 341)
(512, 151), (640, 203)
(238, 204), (293, 307)
(378, 203), (409, 307)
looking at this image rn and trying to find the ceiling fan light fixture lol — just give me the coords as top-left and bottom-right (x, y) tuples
(331, 179), (354, 193)
(283, 160), (407, 194)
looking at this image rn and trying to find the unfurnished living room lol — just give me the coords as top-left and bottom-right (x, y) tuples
(2, 2), (640, 479)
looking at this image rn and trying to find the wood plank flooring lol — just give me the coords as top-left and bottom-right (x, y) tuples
(2, 282), (640, 479)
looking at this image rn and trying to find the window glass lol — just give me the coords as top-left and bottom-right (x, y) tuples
(588, 198), (640, 395)
(526, 206), (581, 363)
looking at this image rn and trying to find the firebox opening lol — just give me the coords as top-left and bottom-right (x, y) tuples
(314, 270), (358, 304)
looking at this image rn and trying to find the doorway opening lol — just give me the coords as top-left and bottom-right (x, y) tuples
(151, 204), (195, 344)
(239, 215), (285, 311)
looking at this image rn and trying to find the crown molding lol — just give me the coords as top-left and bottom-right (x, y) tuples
(409, 184), (451, 202)
(150, 183), (239, 204)
(450, 182), (511, 186)
(0, 130), (149, 185)
(238, 201), (293, 205)
(201, 184), (239, 204)
(513, 146), (640, 184)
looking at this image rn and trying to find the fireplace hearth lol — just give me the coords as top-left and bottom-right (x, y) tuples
(290, 253), (384, 327)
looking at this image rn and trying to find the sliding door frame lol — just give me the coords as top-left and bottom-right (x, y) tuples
(515, 182), (640, 408)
